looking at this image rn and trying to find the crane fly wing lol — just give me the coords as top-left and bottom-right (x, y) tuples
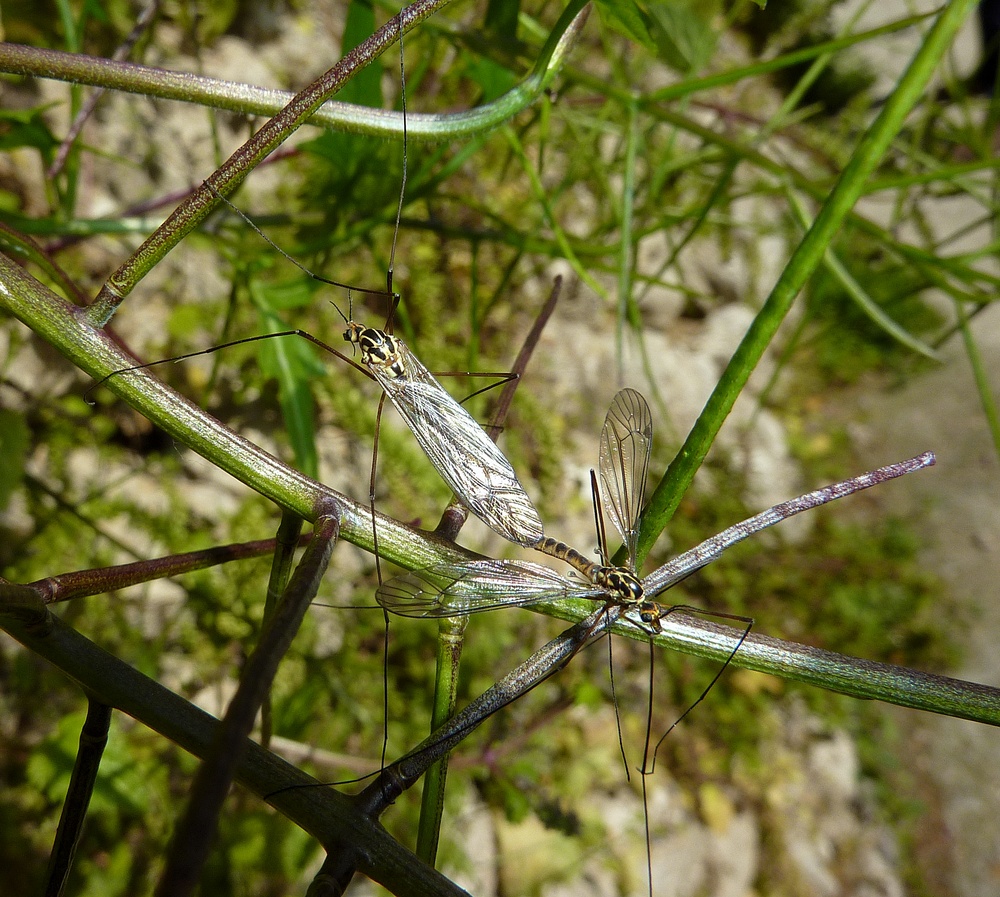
(640, 452), (938, 599)
(370, 343), (544, 547)
(376, 559), (607, 618)
(598, 388), (652, 568)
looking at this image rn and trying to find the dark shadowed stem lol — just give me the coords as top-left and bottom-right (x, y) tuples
(261, 511), (308, 746)
(0, 593), (462, 896)
(154, 515), (340, 897)
(43, 699), (113, 897)
(362, 606), (623, 816)
(490, 274), (563, 430)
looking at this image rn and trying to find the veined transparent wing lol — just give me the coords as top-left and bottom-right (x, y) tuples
(367, 339), (545, 547)
(598, 388), (652, 566)
(376, 559), (609, 618)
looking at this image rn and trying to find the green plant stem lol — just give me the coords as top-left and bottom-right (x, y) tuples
(955, 297), (1000, 461)
(651, 612), (1000, 724)
(785, 186), (939, 360)
(634, 0), (979, 566)
(415, 616), (468, 865)
(524, 601), (1000, 726)
(0, 3), (587, 144)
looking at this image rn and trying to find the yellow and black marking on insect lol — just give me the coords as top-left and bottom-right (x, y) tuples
(345, 323), (407, 380)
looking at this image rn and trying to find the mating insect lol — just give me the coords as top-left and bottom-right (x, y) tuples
(376, 389), (936, 631)
(342, 319), (544, 546)
(376, 388), (690, 624)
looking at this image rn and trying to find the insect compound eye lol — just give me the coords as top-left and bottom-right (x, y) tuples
(638, 601), (662, 628)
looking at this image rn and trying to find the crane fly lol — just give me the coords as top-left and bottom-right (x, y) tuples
(340, 318), (544, 547)
(376, 390), (936, 632)
(376, 388), (681, 624)
(376, 389), (934, 897)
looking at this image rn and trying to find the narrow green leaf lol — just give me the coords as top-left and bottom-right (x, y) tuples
(0, 106), (59, 157)
(250, 280), (325, 479)
(594, 0), (655, 51)
(647, 1), (718, 74)
(485, 0), (520, 42)
(339, 0), (382, 109)
(466, 55), (518, 103)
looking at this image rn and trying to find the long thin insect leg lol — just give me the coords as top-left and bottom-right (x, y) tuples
(606, 615), (630, 782)
(384, 10), (407, 321)
(205, 182), (395, 310)
(641, 638), (656, 897)
(371, 391), (391, 768)
(590, 467), (633, 778)
(647, 606), (754, 773)
(84, 329), (373, 402)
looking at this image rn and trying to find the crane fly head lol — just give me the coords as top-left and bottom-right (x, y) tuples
(637, 600), (663, 630)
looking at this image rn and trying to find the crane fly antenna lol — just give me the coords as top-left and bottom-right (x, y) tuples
(204, 182), (395, 316)
(384, 12), (407, 327)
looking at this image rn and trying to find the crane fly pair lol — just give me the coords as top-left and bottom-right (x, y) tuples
(377, 389), (936, 644)
(378, 387), (729, 640)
